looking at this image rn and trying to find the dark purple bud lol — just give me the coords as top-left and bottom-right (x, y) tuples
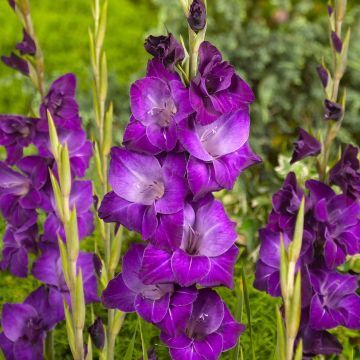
(139, 347), (158, 360)
(331, 31), (343, 53)
(290, 128), (321, 164)
(187, 0), (206, 32)
(316, 65), (328, 88)
(324, 99), (343, 121)
(8, 0), (15, 10)
(327, 5), (333, 16)
(88, 317), (105, 350)
(16, 30), (36, 56)
(144, 33), (184, 71)
(93, 253), (102, 278)
(1, 53), (29, 76)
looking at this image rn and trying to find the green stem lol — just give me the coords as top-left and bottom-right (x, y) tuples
(44, 330), (55, 360)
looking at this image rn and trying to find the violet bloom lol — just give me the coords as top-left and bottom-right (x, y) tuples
(16, 30), (36, 56)
(0, 286), (63, 360)
(144, 33), (185, 71)
(32, 249), (99, 307)
(160, 289), (245, 360)
(99, 148), (187, 239)
(1, 53), (29, 76)
(130, 59), (192, 151)
(141, 196), (238, 288)
(329, 144), (360, 200)
(254, 228), (291, 297)
(8, 0), (15, 10)
(38, 73), (82, 131)
(309, 267), (360, 330)
(290, 128), (321, 164)
(102, 244), (174, 324)
(306, 180), (360, 268)
(0, 224), (37, 278)
(41, 180), (94, 247)
(268, 172), (304, 233)
(188, 0), (206, 32)
(190, 41), (254, 125)
(331, 31), (342, 53)
(179, 110), (260, 198)
(0, 115), (38, 165)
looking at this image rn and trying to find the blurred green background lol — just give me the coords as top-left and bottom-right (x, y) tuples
(0, 0), (360, 359)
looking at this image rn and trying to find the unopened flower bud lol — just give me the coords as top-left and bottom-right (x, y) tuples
(324, 99), (343, 121)
(16, 29), (36, 56)
(88, 317), (105, 350)
(1, 53), (29, 76)
(316, 65), (329, 88)
(187, 0), (206, 32)
(331, 31), (343, 53)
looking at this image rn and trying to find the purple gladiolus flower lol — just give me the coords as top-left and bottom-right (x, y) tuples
(329, 144), (360, 200)
(144, 34), (185, 71)
(1, 53), (29, 76)
(190, 41), (254, 125)
(309, 267), (360, 330)
(290, 128), (321, 164)
(324, 99), (343, 121)
(160, 289), (245, 360)
(8, 0), (15, 10)
(130, 60), (192, 152)
(306, 180), (360, 268)
(178, 109), (260, 197)
(16, 30), (36, 56)
(141, 196), (239, 288)
(0, 224), (37, 278)
(268, 172), (304, 233)
(99, 148), (187, 239)
(0, 115), (38, 165)
(38, 73), (82, 131)
(0, 286), (64, 360)
(188, 0), (206, 32)
(32, 249), (99, 307)
(102, 244), (175, 324)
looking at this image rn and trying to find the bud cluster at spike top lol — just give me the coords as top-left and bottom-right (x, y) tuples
(98, 29), (261, 358)
(254, 151), (360, 357)
(0, 74), (99, 359)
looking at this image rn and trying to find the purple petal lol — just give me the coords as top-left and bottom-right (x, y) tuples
(122, 244), (146, 293)
(171, 287), (198, 307)
(194, 333), (223, 359)
(109, 147), (164, 205)
(310, 295), (338, 330)
(1, 53), (29, 75)
(169, 346), (204, 360)
(158, 303), (193, 337)
(2, 304), (37, 342)
(194, 198), (237, 257)
(140, 245), (174, 284)
(199, 245), (238, 288)
(0, 332), (14, 360)
(98, 191), (146, 234)
(134, 293), (170, 323)
(171, 249), (210, 286)
(102, 274), (136, 312)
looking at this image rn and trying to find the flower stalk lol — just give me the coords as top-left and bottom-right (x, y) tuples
(277, 198), (305, 360)
(89, 1), (122, 358)
(13, 0), (45, 97)
(318, 0), (350, 181)
(48, 112), (86, 360)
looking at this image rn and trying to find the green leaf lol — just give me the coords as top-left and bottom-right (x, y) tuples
(293, 339), (303, 360)
(59, 144), (72, 198)
(103, 101), (113, 156)
(74, 270), (86, 329)
(85, 336), (93, 360)
(289, 271), (302, 339)
(64, 301), (76, 354)
(138, 316), (148, 360)
(289, 197), (305, 262)
(241, 268), (256, 360)
(279, 235), (288, 300)
(276, 307), (286, 360)
(110, 225), (122, 276)
(123, 322), (138, 360)
(47, 111), (60, 161)
(49, 170), (63, 221)
(66, 207), (79, 262)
